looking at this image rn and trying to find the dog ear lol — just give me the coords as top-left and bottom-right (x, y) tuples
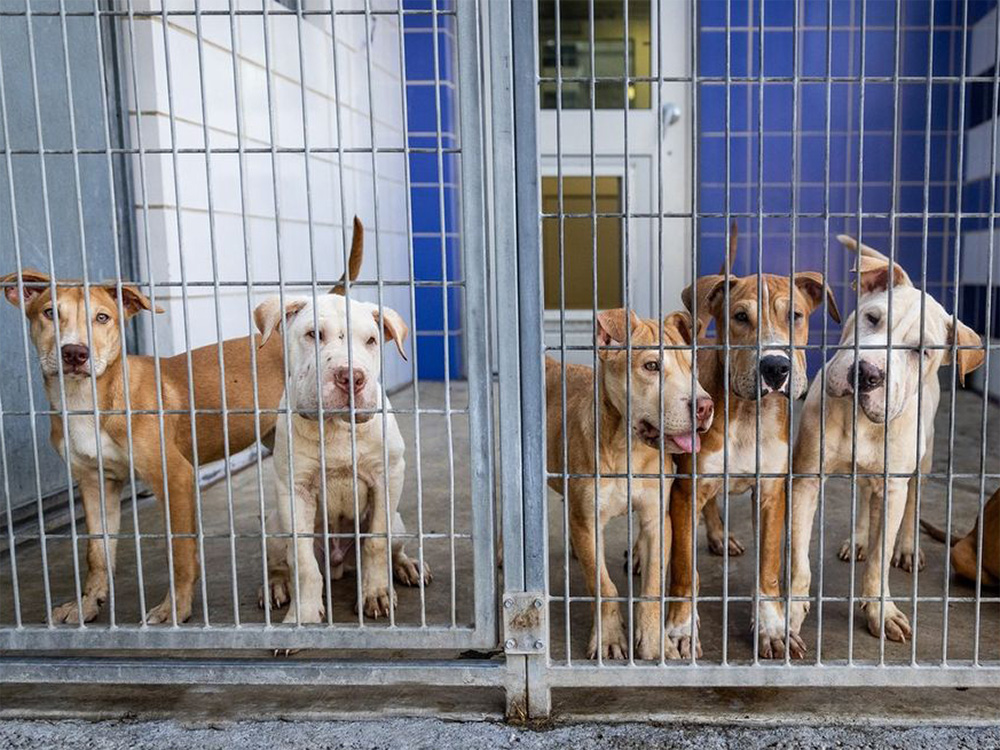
(595, 308), (639, 359)
(105, 284), (164, 319)
(705, 276), (739, 320)
(1, 269), (51, 310)
(946, 318), (984, 386)
(254, 296), (307, 346)
(664, 310), (701, 346)
(682, 274), (730, 325)
(794, 272), (841, 324)
(841, 235), (913, 295)
(373, 305), (408, 360)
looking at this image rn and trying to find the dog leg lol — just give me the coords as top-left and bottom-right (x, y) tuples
(52, 476), (122, 624)
(789, 475), (820, 637)
(634, 497), (679, 660)
(892, 452), (929, 573)
(665, 479), (706, 659)
(258, 509), (291, 610)
(755, 479), (805, 659)
(838, 490), (869, 563)
(280, 483), (325, 624)
(390, 512), (432, 587)
(702, 497), (745, 557)
(360, 473), (396, 619)
(570, 494), (627, 660)
(862, 478), (912, 642)
(140, 448), (199, 625)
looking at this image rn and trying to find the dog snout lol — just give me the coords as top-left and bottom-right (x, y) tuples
(61, 344), (89, 369)
(694, 396), (714, 430)
(333, 366), (367, 394)
(759, 355), (791, 391)
(850, 360), (884, 393)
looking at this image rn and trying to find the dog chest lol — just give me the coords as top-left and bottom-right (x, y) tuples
(700, 408), (790, 494)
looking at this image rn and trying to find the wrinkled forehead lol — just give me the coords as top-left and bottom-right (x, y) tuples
(859, 288), (949, 345)
(312, 295), (379, 337)
(727, 275), (800, 311)
(30, 285), (113, 315)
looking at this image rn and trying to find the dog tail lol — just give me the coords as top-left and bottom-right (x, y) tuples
(919, 519), (961, 546)
(718, 220), (738, 275)
(836, 233), (890, 262)
(331, 216), (364, 295)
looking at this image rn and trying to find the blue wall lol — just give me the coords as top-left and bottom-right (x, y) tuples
(404, 0), (463, 380)
(697, 0), (985, 372)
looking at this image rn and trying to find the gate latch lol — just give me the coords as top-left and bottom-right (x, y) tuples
(502, 592), (547, 654)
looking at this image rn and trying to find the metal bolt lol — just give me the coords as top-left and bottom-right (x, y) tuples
(505, 638), (516, 650)
(534, 640), (544, 650)
(503, 598), (513, 609)
(533, 598), (543, 609)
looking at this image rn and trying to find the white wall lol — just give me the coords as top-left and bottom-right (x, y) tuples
(122, 0), (413, 390)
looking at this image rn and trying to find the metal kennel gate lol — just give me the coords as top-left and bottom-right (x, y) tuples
(0, 0), (998, 722)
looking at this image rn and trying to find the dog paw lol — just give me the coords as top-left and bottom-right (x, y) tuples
(272, 648), (301, 658)
(788, 600), (811, 634)
(258, 578), (290, 610)
(838, 539), (867, 562)
(282, 601), (325, 624)
(756, 618), (806, 660)
(634, 625), (680, 661)
(587, 618), (629, 660)
(359, 585), (397, 619)
(145, 595), (192, 625)
(665, 618), (701, 659)
(891, 547), (925, 573)
(864, 601), (911, 643)
(51, 596), (101, 624)
(393, 556), (432, 587)
(708, 532), (745, 557)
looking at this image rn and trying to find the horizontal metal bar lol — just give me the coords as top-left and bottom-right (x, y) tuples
(543, 344), (991, 353)
(536, 74), (1000, 84)
(6, 531), (471, 543)
(0, 407), (470, 418)
(0, 146), (460, 156)
(546, 594), (1000, 605)
(0, 625), (493, 652)
(543, 664), (1000, 688)
(539, 211), (1000, 220)
(0, 9), (457, 18)
(0, 657), (502, 688)
(545, 471), (1000, 480)
(0, 280), (466, 290)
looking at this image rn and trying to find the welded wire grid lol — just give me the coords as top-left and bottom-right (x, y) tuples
(540, 0), (999, 674)
(0, 1), (494, 651)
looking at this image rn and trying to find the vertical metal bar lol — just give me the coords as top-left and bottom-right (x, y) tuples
(752, 0), (764, 668)
(972, 4), (1000, 666)
(224, 0), (271, 628)
(428, 0), (456, 629)
(192, 0), (240, 625)
(511, 0), (549, 717)
(942, 0), (971, 664)
(689, 0), (700, 666)
(455, 0), (498, 642)
(157, 2), (210, 626)
(396, 0), (429, 627)
(621, 0), (634, 666)
(720, 0), (732, 668)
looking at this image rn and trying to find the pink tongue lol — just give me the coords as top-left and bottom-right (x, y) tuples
(671, 432), (701, 454)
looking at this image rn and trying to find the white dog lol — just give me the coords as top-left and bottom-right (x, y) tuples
(788, 237), (983, 646)
(255, 292), (430, 623)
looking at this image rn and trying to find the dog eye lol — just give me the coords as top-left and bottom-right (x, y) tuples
(643, 360), (660, 372)
(305, 330), (324, 342)
(367, 336), (377, 346)
(733, 311), (749, 324)
(95, 312), (110, 324)
(865, 312), (880, 326)
(793, 310), (804, 322)
(43, 307), (54, 320)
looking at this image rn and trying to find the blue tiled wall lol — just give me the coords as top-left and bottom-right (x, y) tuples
(404, 0), (463, 380)
(697, 0), (980, 373)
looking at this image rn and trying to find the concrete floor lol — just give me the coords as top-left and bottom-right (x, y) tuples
(1, 381), (999, 719)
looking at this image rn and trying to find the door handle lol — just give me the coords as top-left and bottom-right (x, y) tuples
(661, 102), (682, 133)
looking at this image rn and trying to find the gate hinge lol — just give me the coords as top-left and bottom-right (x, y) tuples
(501, 592), (547, 654)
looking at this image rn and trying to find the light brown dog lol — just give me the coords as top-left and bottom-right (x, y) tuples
(2, 218), (365, 624)
(546, 308), (713, 660)
(921, 488), (1000, 587)
(665, 269), (840, 659)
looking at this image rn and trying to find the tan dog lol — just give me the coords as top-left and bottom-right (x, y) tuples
(546, 308), (713, 660)
(665, 269), (841, 659)
(2, 218), (365, 624)
(788, 237), (983, 646)
(921, 487), (1000, 587)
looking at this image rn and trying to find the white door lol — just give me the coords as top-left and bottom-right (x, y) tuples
(538, 0), (692, 359)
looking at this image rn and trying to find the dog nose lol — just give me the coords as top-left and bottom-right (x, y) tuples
(695, 396), (714, 425)
(852, 360), (884, 393)
(759, 355), (791, 390)
(333, 367), (366, 393)
(61, 344), (89, 368)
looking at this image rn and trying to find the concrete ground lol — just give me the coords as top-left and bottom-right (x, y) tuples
(1, 381), (999, 723)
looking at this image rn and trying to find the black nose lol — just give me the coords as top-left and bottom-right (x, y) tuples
(850, 360), (884, 393)
(759, 355), (791, 390)
(61, 344), (89, 368)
